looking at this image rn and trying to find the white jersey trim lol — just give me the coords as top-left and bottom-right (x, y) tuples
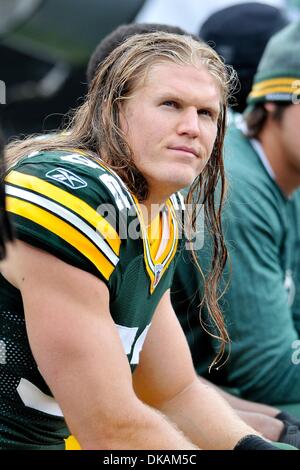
(17, 378), (63, 417)
(6, 184), (119, 266)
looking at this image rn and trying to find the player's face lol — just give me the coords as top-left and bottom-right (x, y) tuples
(120, 61), (221, 203)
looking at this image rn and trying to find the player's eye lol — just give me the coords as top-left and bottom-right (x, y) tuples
(162, 100), (179, 109)
(198, 109), (212, 117)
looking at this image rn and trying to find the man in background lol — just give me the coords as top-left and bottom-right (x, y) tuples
(173, 21), (300, 439)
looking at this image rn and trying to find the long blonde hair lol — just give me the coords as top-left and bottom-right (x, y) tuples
(6, 31), (236, 366)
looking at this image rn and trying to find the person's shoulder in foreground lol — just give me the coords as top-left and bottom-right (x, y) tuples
(0, 130), (14, 260)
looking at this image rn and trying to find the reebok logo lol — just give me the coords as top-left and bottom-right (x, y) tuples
(46, 168), (87, 189)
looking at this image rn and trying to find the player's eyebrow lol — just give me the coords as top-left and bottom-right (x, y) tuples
(156, 91), (220, 117)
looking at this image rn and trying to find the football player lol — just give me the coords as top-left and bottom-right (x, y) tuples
(85, 22), (300, 449)
(0, 32), (280, 450)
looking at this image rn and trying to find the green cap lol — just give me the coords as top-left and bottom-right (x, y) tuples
(247, 20), (300, 106)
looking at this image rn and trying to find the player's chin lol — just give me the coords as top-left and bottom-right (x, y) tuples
(176, 165), (203, 184)
(166, 172), (199, 192)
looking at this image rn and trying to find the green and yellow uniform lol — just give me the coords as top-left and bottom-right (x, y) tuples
(0, 150), (183, 449)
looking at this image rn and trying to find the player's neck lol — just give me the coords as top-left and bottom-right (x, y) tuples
(139, 198), (165, 227)
(259, 130), (300, 197)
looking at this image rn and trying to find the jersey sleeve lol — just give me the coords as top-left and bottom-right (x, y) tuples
(5, 151), (123, 285)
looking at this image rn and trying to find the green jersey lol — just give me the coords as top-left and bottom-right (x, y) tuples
(1, 149), (183, 449)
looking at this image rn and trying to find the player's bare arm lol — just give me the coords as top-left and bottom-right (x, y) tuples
(2, 240), (198, 450)
(133, 290), (261, 450)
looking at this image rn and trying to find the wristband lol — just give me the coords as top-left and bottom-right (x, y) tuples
(276, 411), (300, 429)
(234, 435), (279, 450)
(279, 421), (300, 449)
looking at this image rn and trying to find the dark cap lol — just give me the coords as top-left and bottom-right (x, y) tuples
(248, 19), (300, 106)
(199, 2), (289, 111)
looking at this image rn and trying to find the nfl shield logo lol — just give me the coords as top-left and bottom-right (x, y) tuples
(153, 264), (164, 288)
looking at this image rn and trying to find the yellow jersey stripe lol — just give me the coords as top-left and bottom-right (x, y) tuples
(249, 86), (295, 98)
(161, 201), (179, 271)
(131, 194), (179, 293)
(6, 196), (115, 280)
(147, 212), (162, 260)
(6, 184), (119, 266)
(156, 201), (177, 266)
(252, 77), (299, 91)
(6, 171), (121, 256)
